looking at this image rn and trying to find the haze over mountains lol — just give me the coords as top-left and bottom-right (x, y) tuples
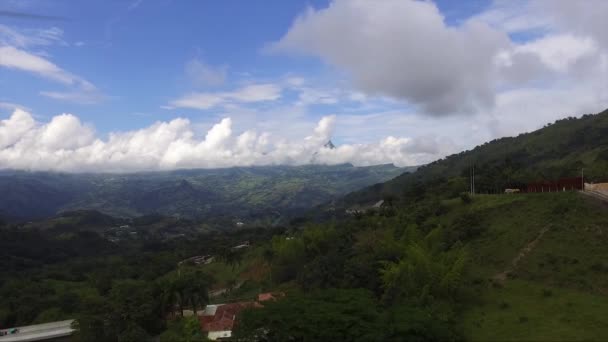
(0, 163), (410, 222)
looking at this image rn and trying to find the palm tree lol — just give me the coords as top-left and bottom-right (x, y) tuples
(158, 275), (189, 318)
(181, 269), (211, 316)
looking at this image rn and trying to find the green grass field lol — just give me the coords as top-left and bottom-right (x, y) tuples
(453, 192), (608, 341)
(462, 279), (608, 341)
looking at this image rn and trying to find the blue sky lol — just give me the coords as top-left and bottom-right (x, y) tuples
(2, 0), (336, 131)
(1, 0), (490, 133)
(0, 0), (607, 171)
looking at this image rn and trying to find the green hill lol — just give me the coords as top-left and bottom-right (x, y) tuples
(343, 108), (608, 206)
(451, 192), (608, 341)
(230, 191), (608, 341)
(230, 109), (608, 340)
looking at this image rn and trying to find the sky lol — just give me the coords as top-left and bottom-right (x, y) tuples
(0, 0), (607, 172)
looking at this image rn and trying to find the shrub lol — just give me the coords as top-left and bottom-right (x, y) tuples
(460, 192), (472, 204)
(446, 211), (486, 244)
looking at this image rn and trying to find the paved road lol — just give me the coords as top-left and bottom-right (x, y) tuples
(0, 320), (74, 342)
(581, 190), (608, 203)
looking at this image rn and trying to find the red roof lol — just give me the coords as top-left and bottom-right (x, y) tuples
(257, 292), (285, 302)
(200, 302), (259, 332)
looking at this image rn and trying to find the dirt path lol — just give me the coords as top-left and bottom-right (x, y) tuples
(493, 225), (551, 284)
(581, 190), (608, 206)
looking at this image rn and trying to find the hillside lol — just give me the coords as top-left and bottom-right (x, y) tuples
(4, 188), (608, 340)
(450, 192), (608, 340)
(228, 192), (608, 341)
(0, 163), (411, 222)
(343, 108), (608, 206)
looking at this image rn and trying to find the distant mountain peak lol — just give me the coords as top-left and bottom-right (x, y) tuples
(324, 140), (336, 149)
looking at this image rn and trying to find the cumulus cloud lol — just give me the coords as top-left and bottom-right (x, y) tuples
(511, 35), (598, 73)
(0, 109), (444, 172)
(482, 0), (608, 51)
(478, 0), (608, 103)
(540, 0), (608, 50)
(270, 0), (608, 118)
(270, 0), (510, 115)
(169, 83), (282, 110)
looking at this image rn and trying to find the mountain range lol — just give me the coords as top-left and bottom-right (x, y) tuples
(0, 163), (412, 223)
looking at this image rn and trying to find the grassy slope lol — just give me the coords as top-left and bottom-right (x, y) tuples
(450, 192), (608, 341)
(344, 108), (608, 207)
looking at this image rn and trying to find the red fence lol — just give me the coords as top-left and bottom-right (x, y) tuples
(526, 177), (583, 193)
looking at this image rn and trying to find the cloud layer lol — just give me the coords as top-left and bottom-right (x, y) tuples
(270, 0), (608, 117)
(0, 109), (444, 172)
(1, 0), (608, 173)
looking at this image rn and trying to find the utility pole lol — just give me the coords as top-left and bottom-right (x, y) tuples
(469, 163), (476, 195)
(582, 168), (584, 191)
(470, 163), (475, 196)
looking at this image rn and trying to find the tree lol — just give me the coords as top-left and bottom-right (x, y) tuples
(380, 227), (468, 305)
(118, 323), (149, 342)
(159, 269), (212, 318)
(269, 236), (306, 283)
(181, 270), (211, 316)
(159, 317), (206, 342)
(73, 294), (115, 342)
(382, 193), (398, 207)
(235, 289), (384, 341)
(158, 276), (182, 319)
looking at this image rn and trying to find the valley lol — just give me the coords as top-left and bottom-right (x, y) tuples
(0, 163), (410, 224)
(2, 110), (608, 341)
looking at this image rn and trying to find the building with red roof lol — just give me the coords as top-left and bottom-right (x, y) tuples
(199, 302), (260, 340)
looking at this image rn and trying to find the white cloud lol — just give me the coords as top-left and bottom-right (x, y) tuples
(0, 45), (78, 84)
(513, 34), (598, 72)
(270, 0), (608, 121)
(0, 101), (29, 112)
(270, 0), (510, 115)
(0, 109), (446, 172)
(185, 58), (228, 87)
(39, 89), (104, 104)
(170, 83), (282, 110)
(2, 0), (608, 174)
(296, 87), (339, 106)
(0, 109), (36, 149)
(0, 25), (103, 104)
(477, 0), (608, 52)
(473, 0), (550, 34)
(0, 24), (65, 48)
